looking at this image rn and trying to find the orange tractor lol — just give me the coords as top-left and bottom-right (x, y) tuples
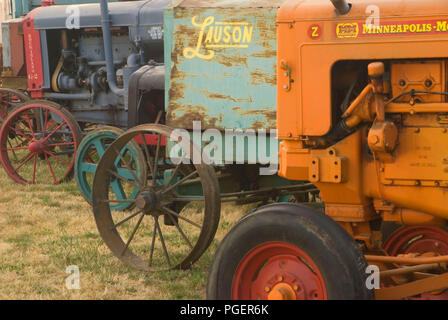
(207, 0), (448, 300)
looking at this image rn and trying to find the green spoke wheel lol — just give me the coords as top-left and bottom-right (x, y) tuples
(91, 124), (221, 271)
(75, 126), (146, 211)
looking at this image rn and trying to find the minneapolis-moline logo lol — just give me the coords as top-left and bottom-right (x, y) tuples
(183, 16), (254, 60)
(335, 19), (448, 39)
(336, 23), (359, 38)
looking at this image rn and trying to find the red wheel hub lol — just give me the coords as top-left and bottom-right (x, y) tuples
(28, 140), (46, 154)
(231, 242), (327, 300)
(384, 226), (448, 300)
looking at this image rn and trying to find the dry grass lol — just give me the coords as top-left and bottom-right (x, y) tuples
(0, 168), (255, 300)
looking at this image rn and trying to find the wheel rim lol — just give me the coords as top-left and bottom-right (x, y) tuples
(0, 88), (29, 122)
(231, 241), (327, 300)
(384, 226), (448, 256)
(75, 127), (146, 210)
(384, 226), (448, 299)
(0, 101), (80, 184)
(92, 124), (220, 271)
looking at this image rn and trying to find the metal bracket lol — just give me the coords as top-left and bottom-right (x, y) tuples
(309, 148), (344, 183)
(280, 60), (293, 92)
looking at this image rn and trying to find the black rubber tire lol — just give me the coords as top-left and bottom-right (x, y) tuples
(207, 203), (374, 300)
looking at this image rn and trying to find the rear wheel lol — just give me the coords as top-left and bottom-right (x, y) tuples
(382, 224), (448, 299)
(0, 88), (29, 123)
(383, 225), (448, 256)
(207, 203), (373, 300)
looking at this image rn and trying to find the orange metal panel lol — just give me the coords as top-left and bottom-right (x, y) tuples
(277, 0), (448, 138)
(391, 60), (446, 103)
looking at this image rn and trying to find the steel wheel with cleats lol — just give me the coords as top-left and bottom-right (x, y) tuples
(0, 100), (82, 184)
(75, 126), (146, 210)
(91, 124), (221, 271)
(0, 88), (29, 123)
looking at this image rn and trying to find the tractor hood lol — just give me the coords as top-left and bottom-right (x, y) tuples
(278, 0), (448, 22)
(31, 0), (169, 29)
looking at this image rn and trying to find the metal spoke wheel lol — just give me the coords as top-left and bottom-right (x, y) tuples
(92, 124), (221, 271)
(0, 88), (29, 123)
(75, 126), (146, 210)
(0, 100), (82, 184)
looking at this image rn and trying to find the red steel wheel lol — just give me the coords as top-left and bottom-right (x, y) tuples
(0, 88), (29, 122)
(383, 225), (448, 300)
(232, 241), (326, 300)
(207, 203), (373, 300)
(0, 100), (82, 184)
(383, 226), (448, 256)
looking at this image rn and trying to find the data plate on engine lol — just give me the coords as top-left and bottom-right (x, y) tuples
(382, 127), (448, 186)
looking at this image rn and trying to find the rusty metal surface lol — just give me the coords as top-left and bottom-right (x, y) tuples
(375, 271), (448, 300)
(164, 1), (287, 130)
(365, 254), (448, 264)
(2, 19), (26, 77)
(0, 76), (28, 90)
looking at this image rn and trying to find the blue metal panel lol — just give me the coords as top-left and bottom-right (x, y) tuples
(164, 0), (287, 131)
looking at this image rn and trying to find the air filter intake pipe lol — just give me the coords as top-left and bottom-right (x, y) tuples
(100, 0), (125, 97)
(330, 0), (351, 15)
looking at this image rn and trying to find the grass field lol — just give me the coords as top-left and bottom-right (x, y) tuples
(0, 168), (254, 300)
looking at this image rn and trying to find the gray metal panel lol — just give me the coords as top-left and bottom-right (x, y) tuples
(139, 0), (171, 25)
(1, 22), (11, 68)
(40, 30), (51, 89)
(129, 0), (171, 41)
(79, 35), (133, 61)
(33, 0), (167, 29)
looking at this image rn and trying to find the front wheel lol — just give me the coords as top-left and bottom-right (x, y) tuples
(207, 203), (373, 300)
(92, 124), (221, 271)
(75, 126), (146, 210)
(0, 100), (82, 184)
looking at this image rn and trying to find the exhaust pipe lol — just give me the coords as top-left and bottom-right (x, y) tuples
(330, 0), (351, 15)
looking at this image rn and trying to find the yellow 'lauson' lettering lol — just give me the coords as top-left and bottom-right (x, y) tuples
(184, 16), (254, 60)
